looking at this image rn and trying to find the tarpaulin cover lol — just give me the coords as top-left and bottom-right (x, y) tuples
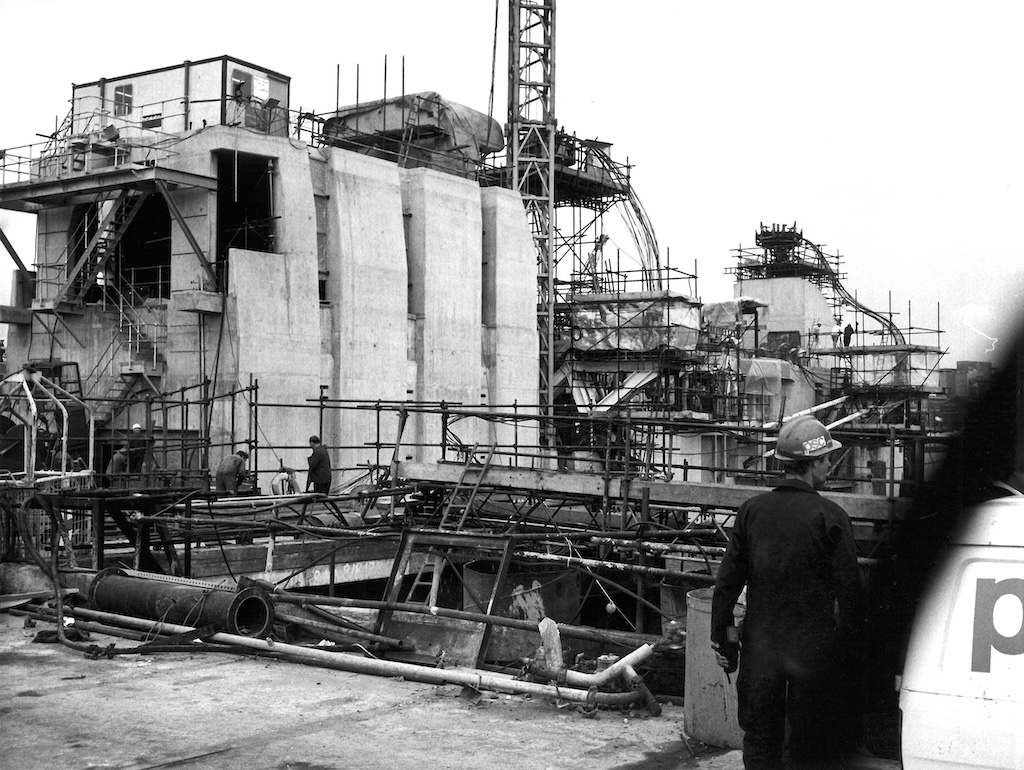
(744, 358), (783, 396)
(569, 292), (700, 353)
(324, 91), (503, 160)
(701, 297), (769, 329)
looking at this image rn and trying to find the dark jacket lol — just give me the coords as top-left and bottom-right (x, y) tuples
(711, 478), (863, 652)
(214, 453), (247, 493)
(307, 445), (332, 485)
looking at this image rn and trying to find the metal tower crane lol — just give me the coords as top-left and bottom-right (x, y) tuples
(507, 0), (556, 438)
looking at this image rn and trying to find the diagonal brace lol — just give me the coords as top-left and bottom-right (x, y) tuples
(155, 179), (219, 290)
(0, 225), (30, 274)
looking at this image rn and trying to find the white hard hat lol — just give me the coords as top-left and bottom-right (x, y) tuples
(131, 423), (143, 432)
(775, 416), (842, 462)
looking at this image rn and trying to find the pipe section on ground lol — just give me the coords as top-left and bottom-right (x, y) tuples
(525, 644), (654, 688)
(62, 607), (647, 709)
(524, 645), (662, 716)
(88, 569), (274, 638)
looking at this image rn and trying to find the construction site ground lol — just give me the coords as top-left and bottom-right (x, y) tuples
(0, 612), (743, 770)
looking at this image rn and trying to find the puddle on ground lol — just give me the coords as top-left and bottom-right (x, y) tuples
(609, 740), (735, 769)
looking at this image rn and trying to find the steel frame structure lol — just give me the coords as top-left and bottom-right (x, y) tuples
(508, 0), (557, 438)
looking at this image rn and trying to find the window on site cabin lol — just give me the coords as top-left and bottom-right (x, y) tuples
(229, 68), (283, 135)
(231, 70), (251, 101)
(113, 85), (133, 117)
(215, 150), (275, 289)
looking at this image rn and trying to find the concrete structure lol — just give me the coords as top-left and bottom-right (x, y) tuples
(0, 57), (539, 488)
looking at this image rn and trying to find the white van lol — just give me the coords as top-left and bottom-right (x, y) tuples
(899, 495), (1024, 769)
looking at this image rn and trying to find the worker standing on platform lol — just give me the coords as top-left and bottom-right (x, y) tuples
(105, 445), (129, 487)
(831, 321), (842, 347)
(843, 322), (855, 348)
(306, 435), (332, 494)
(214, 449), (249, 495)
(711, 416), (864, 769)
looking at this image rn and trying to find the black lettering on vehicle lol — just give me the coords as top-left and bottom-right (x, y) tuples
(972, 578), (1024, 673)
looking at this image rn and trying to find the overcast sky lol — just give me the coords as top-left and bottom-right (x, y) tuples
(1, 0), (1020, 365)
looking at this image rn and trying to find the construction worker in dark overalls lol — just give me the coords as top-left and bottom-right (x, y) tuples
(711, 416), (864, 769)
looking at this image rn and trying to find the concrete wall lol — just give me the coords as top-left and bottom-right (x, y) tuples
(164, 127), (316, 402)
(224, 247), (320, 482)
(318, 149), (409, 483)
(734, 277), (835, 345)
(402, 168), (485, 458)
(481, 186), (539, 459)
(5, 119), (542, 485)
(184, 128), (320, 484)
(33, 208), (74, 305)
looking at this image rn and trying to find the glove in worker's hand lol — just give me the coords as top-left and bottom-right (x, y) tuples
(712, 628), (740, 674)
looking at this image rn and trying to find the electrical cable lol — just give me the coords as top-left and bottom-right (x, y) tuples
(209, 518), (237, 583)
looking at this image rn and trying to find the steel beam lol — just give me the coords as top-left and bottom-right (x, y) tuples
(154, 179), (219, 289)
(397, 459), (910, 523)
(0, 165), (217, 213)
(0, 225), (29, 274)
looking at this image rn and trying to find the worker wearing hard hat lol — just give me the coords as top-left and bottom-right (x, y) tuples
(710, 416), (864, 769)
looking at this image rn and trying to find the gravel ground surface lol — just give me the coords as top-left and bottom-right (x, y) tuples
(0, 611), (743, 770)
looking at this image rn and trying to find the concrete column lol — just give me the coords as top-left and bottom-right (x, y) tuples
(321, 150), (409, 482)
(402, 168), (484, 459)
(481, 186), (539, 463)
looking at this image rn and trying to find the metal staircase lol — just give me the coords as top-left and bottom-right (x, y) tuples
(95, 290), (166, 424)
(33, 188), (151, 312)
(71, 190), (150, 305)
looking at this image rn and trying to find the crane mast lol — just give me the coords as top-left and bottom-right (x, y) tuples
(508, 0), (557, 440)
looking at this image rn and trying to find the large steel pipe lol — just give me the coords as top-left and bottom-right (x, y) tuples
(88, 569), (274, 638)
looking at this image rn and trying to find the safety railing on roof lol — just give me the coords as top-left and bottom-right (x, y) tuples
(2, 92), (507, 189)
(0, 132), (180, 186)
(1, 94), (194, 185)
